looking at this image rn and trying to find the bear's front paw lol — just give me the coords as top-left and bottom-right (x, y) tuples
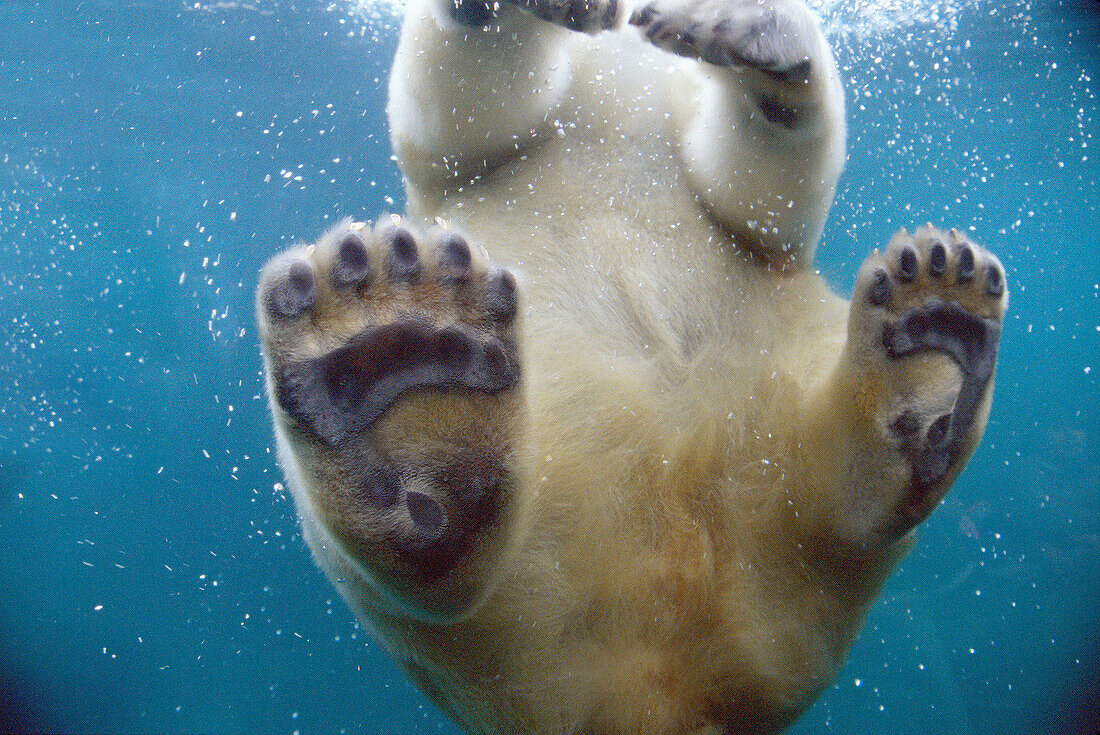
(629, 0), (822, 78)
(508, 0), (621, 33)
(850, 225), (1007, 500)
(257, 218), (523, 620)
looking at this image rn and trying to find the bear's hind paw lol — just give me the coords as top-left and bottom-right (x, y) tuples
(257, 218), (523, 620)
(850, 225), (1007, 501)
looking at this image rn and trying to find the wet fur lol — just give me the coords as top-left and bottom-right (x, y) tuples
(256, 0), (1007, 731)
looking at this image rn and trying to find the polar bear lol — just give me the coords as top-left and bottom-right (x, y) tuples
(255, 0), (1008, 730)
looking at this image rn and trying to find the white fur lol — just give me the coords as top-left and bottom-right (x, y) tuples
(260, 0), (1005, 731)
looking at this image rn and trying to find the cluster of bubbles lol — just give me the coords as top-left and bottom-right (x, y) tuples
(809, 0), (974, 42)
(185, 0), (984, 49)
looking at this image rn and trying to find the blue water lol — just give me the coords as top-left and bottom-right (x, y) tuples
(0, 0), (1095, 733)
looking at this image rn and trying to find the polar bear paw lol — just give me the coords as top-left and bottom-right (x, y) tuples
(629, 0), (823, 77)
(257, 218), (523, 619)
(850, 225), (1007, 497)
(512, 0), (621, 32)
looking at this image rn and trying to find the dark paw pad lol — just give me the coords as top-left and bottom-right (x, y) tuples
(406, 491), (447, 541)
(883, 300), (1001, 488)
(928, 240), (947, 276)
(276, 320), (520, 447)
(483, 269), (518, 323)
(384, 226), (422, 281)
(438, 233), (474, 280)
(265, 261), (316, 319)
(348, 450), (512, 579)
(332, 233), (373, 289)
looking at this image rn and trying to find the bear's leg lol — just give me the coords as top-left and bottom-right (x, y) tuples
(257, 218), (524, 621)
(388, 0), (620, 207)
(796, 226), (1008, 548)
(630, 0), (846, 267)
